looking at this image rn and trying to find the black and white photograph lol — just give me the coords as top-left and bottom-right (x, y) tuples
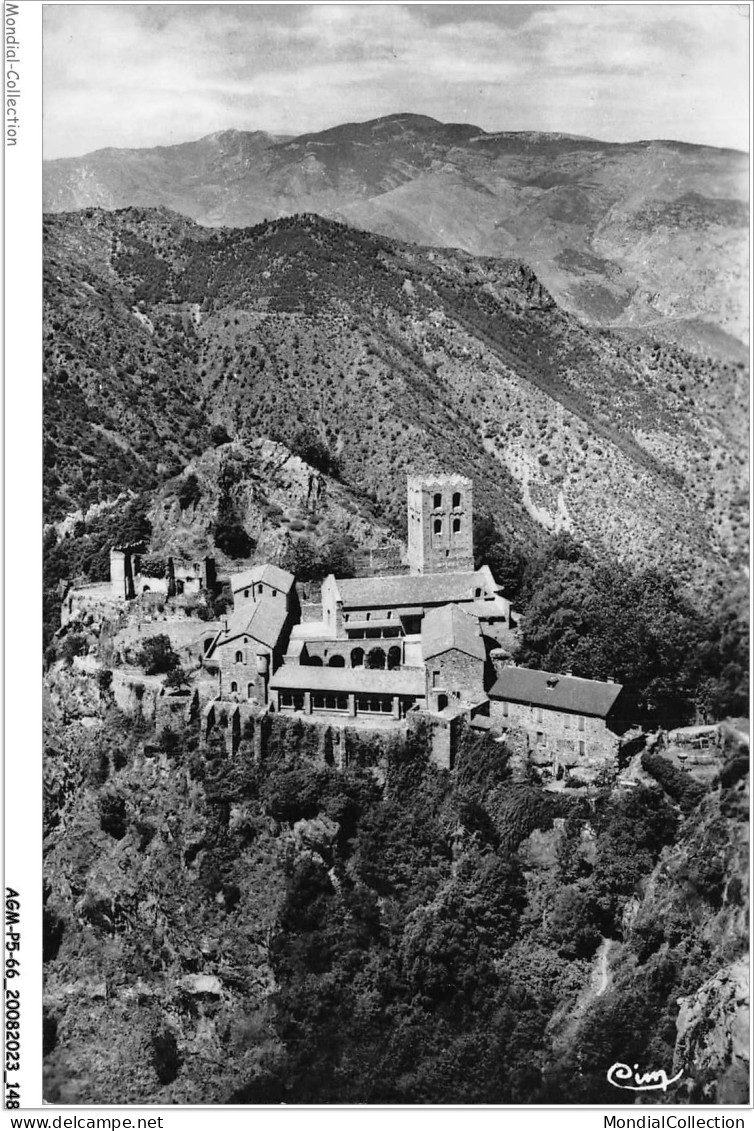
(6, 0), (752, 1116)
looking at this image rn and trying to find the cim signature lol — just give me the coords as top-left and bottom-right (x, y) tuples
(607, 1062), (683, 1093)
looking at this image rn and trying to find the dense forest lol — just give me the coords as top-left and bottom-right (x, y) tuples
(43, 702), (749, 1104)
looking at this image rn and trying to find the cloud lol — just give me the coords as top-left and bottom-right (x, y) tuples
(43, 3), (750, 157)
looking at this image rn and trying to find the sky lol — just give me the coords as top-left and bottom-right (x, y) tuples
(43, 3), (751, 158)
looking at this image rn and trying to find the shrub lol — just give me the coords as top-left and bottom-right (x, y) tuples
(139, 554), (167, 579)
(59, 632), (87, 664)
(177, 473), (202, 510)
(210, 424), (232, 447)
(138, 634), (180, 675)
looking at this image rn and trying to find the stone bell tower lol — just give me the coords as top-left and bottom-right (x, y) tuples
(407, 474), (474, 575)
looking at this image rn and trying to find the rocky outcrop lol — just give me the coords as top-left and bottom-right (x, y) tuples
(674, 958), (749, 1104)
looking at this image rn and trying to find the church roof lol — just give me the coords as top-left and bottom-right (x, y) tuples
(270, 665), (426, 696)
(422, 604), (486, 661)
(230, 563), (295, 594)
(216, 595), (290, 650)
(332, 569), (492, 609)
(489, 667), (623, 717)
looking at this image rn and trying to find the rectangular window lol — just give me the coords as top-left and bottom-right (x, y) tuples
(537, 732), (546, 746)
(433, 671), (440, 688)
(578, 715), (585, 732)
(536, 707), (543, 723)
(579, 741), (585, 756)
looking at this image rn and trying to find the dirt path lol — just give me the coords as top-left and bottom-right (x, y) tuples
(593, 936), (613, 997)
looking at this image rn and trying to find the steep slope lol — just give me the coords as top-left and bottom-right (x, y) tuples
(43, 208), (748, 587)
(43, 115), (750, 347)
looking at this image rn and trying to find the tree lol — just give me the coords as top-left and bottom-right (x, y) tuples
(163, 666), (190, 690)
(210, 424), (231, 447)
(177, 473), (201, 510)
(213, 493), (254, 559)
(138, 634), (179, 675)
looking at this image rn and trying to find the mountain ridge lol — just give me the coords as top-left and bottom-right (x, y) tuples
(44, 114), (749, 351)
(43, 206), (748, 591)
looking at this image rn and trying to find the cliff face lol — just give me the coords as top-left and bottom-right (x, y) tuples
(558, 760), (750, 1106)
(43, 706), (289, 1104)
(148, 436), (402, 569)
(675, 958), (749, 1105)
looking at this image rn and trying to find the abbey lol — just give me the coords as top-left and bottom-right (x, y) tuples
(61, 471), (626, 779)
(204, 473), (627, 777)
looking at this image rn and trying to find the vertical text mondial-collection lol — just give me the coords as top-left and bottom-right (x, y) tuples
(5, 1), (21, 145)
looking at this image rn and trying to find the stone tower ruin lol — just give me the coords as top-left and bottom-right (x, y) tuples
(407, 474), (475, 575)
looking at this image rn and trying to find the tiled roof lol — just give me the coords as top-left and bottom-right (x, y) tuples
(422, 603), (486, 661)
(230, 563), (295, 594)
(332, 570), (491, 609)
(218, 595), (290, 650)
(489, 667), (623, 717)
(270, 665), (426, 696)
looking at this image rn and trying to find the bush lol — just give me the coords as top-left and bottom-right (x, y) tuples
(641, 751), (705, 813)
(138, 634), (180, 675)
(177, 473), (201, 510)
(99, 792), (128, 839)
(210, 424), (232, 447)
(59, 632), (87, 664)
(163, 666), (190, 690)
(213, 493), (254, 559)
(139, 554), (167, 579)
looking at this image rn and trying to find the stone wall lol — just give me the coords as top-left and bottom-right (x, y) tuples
(426, 650), (486, 710)
(489, 699), (619, 778)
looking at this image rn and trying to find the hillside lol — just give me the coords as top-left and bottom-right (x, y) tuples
(42, 684), (749, 1103)
(43, 207), (748, 590)
(43, 115), (750, 350)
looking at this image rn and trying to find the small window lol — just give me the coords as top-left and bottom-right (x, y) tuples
(537, 731), (545, 746)
(235, 650), (243, 663)
(433, 518), (442, 534)
(579, 741), (585, 756)
(536, 707), (543, 723)
(475, 587), (482, 598)
(502, 701), (509, 718)
(230, 681), (238, 693)
(247, 683), (254, 699)
(433, 492), (442, 509)
(432, 670), (440, 688)
(578, 715), (585, 732)
(452, 491), (461, 508)
(272, 589), (277, 597)
(452, 517), (461, 533)
(244, 589), (249, 599)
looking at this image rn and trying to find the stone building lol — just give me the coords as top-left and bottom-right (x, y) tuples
(206, 595), (293, 704)
(230, 563), (296, 611)
(422, 604), (487, 712)
(407, 473), (474, 574)
(488, 667), (626, 779)
(110, 547), (215, 600)
(320, 565), (511, 641)
(268, 665), (426, 721)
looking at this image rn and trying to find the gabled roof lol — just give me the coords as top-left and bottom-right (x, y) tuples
(215, 595), (290, 651)
(331, 569), (494, 609)
(422, 603), (486, 662)
(270, 665), (426, 696)
(230, 563), (295, 595)
(489, 667), (623, 717)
